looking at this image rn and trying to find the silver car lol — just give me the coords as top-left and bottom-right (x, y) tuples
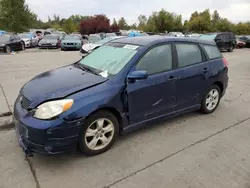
(80, 36), (126, 58)
(18, 33), (38, 48)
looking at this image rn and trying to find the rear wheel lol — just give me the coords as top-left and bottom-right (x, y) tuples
(227, 45), (234, 52)
(79, 111), (119, 156)
(200, 85), (221, 114)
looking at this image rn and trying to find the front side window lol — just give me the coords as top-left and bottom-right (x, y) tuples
(136, 44), (172, 75)
(176, 43), (202, 68)
(79, 43), (138, 76)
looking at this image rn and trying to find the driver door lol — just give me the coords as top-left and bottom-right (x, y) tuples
(126, 44), (178, 124)
(9, 35), (17, 50)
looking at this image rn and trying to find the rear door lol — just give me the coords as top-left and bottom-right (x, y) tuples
(126, 43), (178, 124)
(174, 42), (211, 110)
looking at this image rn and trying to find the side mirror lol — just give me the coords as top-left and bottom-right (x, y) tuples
(127, 70), (148, 81)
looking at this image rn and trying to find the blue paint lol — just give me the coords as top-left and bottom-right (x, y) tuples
(14, 36), (229, 155)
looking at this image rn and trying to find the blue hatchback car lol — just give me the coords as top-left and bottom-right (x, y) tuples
(14, 36), (228, 156)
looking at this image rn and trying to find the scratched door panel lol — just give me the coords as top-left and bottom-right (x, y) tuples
(127, 70), (178, 124)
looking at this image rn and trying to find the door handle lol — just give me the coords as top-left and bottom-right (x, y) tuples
(203, 68), (209, 73)
(168, 76), (175, 80)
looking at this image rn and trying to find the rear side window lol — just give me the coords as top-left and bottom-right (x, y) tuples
(203, 45), (222, 59)
(176, 43), (202, 68)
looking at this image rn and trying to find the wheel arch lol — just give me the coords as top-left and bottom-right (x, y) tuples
(87, 107), (124, 133)
(213, 81), (223, 94)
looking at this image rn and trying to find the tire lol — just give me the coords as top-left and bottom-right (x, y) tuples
(5, 45), (11, 54)
(21, 42), (25, 51)
(227, 45), (234, 52)
(79, 111), (119, 156)
(200, 85), (221, 114)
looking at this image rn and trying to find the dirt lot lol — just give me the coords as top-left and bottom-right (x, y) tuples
(0, 49), (250, 188)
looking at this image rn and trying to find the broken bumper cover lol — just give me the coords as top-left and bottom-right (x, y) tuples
(14, 118), (82, 156)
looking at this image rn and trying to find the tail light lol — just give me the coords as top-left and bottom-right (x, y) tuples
(222, 58), (228, 67)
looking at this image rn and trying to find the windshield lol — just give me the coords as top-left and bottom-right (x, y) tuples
(199, 34), (217, 40)
(95, 37), (113, 45)
(43, 35), (58, 39)
(19, 34), (30, 38)
(79, 44), (138, 76)
(0, 35), (10, 41)
(64, 35), (80, 40)
(89, 35), (101, 43)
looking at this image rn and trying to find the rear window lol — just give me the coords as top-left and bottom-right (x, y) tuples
(203, 45), (222, 59)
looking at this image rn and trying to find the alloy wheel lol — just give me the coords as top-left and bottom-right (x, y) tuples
(6, 45), (11, 54)
(84, 118), (114, 151)
(205, 89), (219, 111)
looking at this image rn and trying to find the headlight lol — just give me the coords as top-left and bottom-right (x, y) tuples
(33, 99), (73, 120)
(0, 44), (5, 46)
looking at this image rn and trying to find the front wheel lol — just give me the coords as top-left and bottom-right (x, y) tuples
(79, 111), (119, 156)
(21, 42), (25, 51)
(5, 45), (11, 54)
(200, 85), (221, 114)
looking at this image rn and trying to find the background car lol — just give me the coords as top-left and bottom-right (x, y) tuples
(168, 32), (185, 37)
(238, 36), (250, 48)
(0, 33), (25, 53)
(236, 37), (246, 48)
(18, 33), (38, 48)
(52, 31), (66, 40)
(38, 34), (61, 49)
(199, 32), (236, 52)
(61, 35), (83, 51)
(185, 33), (202, 38)
(0, 30), (6, 35)
(88, 34), (102, 43)
(80, 36), (126, 57)
(105, 33), (117, 37)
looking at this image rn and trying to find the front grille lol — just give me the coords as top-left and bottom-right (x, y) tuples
(67, 43), (74, 45)
(20, 95), (31, 110)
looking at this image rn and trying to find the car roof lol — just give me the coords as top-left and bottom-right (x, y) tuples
(111, 36), (216, 46)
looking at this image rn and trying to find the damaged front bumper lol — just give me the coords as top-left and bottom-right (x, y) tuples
(14, 116), (82, 156)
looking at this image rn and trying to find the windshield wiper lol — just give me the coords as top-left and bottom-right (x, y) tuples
(76, 63), (100, 76)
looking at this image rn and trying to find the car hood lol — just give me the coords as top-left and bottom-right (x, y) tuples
(40, 39), (58, 43)
(21, 64), (108, 105)
(21, 38), (30, 41)
(81, 43), (101, 52)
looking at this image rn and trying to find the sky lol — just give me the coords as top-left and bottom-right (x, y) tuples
(26, 0), (250, 24)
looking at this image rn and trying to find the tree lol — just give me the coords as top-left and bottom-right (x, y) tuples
(80, 14), (110, 35)
(62, 19), (76, 33)
(110, 18), (119, 32)
(187, 9), (212, 33)
(137, 15), (147, 31)
(0, 0), (38, 32)
(118, 17), (128, 30)
(145, 9), (183, 33)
